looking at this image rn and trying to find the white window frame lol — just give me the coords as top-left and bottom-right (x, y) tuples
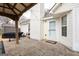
(61, 15), (67, 37)
(49, 20), (56, 36)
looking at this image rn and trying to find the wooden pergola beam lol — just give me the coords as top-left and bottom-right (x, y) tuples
(6, 4), (18, 16)
(0, 6), (11, 9)
(8, 4), (21, 13)
(0, 12), (17, 20)
(3, 4), (5, 13)
(13, 3), (17, 7)
(21, 3), (27, 8)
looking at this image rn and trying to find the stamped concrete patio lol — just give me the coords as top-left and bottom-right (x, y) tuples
(2, 37), (79, 56)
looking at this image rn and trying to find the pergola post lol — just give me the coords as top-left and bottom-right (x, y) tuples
(15, 19), (19, 44)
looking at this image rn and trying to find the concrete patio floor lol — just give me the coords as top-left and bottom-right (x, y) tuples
(2, 37), (79, 56)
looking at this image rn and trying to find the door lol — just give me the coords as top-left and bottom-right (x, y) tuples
(49, 20), (56, 41)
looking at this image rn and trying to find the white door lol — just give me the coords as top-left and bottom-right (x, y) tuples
(49, 20), (56, 41)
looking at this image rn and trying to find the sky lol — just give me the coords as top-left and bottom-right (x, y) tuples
(23, 3), (55, 19)
(44, 3), (55, 9)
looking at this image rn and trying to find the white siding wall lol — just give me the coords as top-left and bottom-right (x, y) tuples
(43, 20), (49, 40)
(43, 11), (73, 49)
(53, 3), (79, 51)
(40, 21), (44, 39)
(40, 3), (44, 39)
(43, 3), (79, 51)
(72, 5), (79, 51)
(30, 4), (44, 40)
(56, 18), (61, 42)
(56, 11), (73, 49)
(20, 24), (29, 35)
(51, 3), (74, 50)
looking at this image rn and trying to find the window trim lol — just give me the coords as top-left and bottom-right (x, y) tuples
(61, 15), (67, 37)
(49, 21), (56, 31)
(49, 20), (56, 36)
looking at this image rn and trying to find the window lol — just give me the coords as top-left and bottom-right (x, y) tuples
(62, 15), (67, 36)
(49, 21), (56, 36)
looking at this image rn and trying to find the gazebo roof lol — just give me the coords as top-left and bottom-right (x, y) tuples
(0, 3), (36, 20)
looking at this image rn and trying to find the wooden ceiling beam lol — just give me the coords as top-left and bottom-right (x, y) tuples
(0, 6), (10, 9)
(6, 3), (18, 16)
(0, 12), (18, 20)
(13, 3), (17, 7)
(8, 3), (21, 13)
(3, 4), (5, 13)
(0, 3), (36, 20)
(21, 3), (27, 8)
